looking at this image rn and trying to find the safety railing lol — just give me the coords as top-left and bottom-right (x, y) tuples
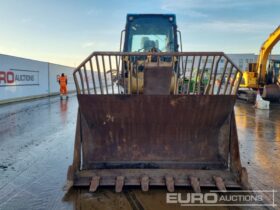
(73, 52), (242, 95)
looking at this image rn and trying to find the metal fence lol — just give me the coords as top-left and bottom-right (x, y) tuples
(73, 52), (242, 95)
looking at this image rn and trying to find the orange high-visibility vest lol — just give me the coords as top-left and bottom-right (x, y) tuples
(59, 76), (67, 86)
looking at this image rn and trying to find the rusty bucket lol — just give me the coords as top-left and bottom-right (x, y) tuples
(66, 52), (250, 192)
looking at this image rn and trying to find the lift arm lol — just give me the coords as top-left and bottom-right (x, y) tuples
(257, 25), (280, 86)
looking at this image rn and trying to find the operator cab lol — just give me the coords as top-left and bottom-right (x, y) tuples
(122, 14), (179, 52)
(267, 59), (280, 84)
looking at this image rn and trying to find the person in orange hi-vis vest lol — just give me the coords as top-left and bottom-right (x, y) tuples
(58, 73), (68, 97)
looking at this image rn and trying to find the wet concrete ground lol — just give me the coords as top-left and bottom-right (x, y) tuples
(0, 96), (279, 210)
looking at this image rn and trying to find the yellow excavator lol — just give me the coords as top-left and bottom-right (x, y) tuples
(239, 25), (280, 102)
(66, 14), (250, 193)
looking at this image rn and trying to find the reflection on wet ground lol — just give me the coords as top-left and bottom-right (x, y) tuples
(63, 188), (233, 210)
(0, 97), (279, 210)
(235, 101), (280, 209)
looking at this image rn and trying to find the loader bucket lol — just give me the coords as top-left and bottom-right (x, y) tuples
(66, 52), (250, 192)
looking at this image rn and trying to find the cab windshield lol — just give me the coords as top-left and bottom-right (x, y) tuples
(125, 16), (176, 52)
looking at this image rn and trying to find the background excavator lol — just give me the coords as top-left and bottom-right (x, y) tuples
(66, 14), (250, 193)
(238, 25), (280, 102)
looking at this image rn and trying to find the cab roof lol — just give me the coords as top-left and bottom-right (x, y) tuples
(126, 14), (176, 24)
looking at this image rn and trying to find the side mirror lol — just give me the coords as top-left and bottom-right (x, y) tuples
(177, 30), (183, 52)
(119, 30), (125, 52)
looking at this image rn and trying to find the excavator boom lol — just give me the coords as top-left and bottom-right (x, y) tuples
(239, 25), (280, 102)
(257, 25), (280, 85)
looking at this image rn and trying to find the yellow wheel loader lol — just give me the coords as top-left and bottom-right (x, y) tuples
(66, 14), (249, 193)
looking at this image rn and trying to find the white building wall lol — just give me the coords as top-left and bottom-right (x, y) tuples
(227, 54), (280, 71)
(0, 54), (74, 103)
(1, 53), (280, 103)
(0, 54), (49, 102)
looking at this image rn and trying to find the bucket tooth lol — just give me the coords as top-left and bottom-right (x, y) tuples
(165, 176), (175, 192)
(115, 176), (125, 193)
(89, 176), (100, 192)
(213, 176), (227, 192)
(189, 176), (201, 193)
(63, 180), (73, 192)
(141, 175), (150, 192)
(240, 167), (251, 190)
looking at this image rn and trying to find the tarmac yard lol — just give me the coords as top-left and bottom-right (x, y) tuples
(0, 96), (279, 210)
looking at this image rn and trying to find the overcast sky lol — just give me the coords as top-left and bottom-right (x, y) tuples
(0, 0), (279, 66)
